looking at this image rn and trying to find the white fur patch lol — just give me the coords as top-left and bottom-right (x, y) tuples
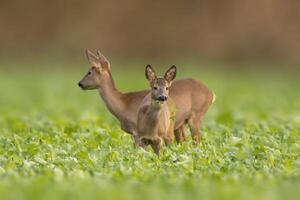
(212, 92), (216, 104)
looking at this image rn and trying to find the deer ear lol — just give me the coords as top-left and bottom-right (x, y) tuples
(86, 49), (101, 68)
(145, 65), (157, 83)
(97, 50), (110, 69)
(164, 65), (177, 83)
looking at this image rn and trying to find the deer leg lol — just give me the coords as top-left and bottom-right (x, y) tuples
(164, 125), (175, 145)
(138, 137), (150, 149)
(174, 126), (186, 143)
(188, 115), (202, 144)
(131, 132), (143, 148)
(164, 134), (173, 145)
(182, 125), (186, 140)
(150, 137), (163, 155)
(132, 135), (138, 147)
(164, 137), (173, 145)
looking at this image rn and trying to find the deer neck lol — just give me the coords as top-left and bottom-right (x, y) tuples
(146, 99), (164, 125)
(97, 71), (125, 120)
(151, 99), (164, 110)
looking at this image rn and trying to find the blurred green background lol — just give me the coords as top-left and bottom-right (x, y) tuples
(0, 1), (300, 200)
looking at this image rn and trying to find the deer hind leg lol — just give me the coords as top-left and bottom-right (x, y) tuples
(174, 125), (186, 143)
(164, 124), (175, 145)
(188, 114), (203, 144)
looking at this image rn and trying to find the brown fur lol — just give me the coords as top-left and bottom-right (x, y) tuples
(136, 66), (176, 154)
(137, 96), (175, 154)
(78, 50), (214, 144)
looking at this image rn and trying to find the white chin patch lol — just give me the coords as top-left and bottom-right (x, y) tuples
(156, 100), (164, 104)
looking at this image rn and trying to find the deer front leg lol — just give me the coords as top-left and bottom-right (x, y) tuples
(138, 139), (147, 149)
(132, 134), (140, 147)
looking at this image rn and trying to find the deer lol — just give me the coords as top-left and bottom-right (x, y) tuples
(136, 65), (177, 154)
(78, 50), (215, 145)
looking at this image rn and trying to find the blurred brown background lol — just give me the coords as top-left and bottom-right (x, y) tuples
(1, 0), (300, 66)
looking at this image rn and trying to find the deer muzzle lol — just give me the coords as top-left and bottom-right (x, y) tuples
(157, 96), (168, 102)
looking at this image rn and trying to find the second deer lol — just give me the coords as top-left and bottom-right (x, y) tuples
(137, 65), (177, 154)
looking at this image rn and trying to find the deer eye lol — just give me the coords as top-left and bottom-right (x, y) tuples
(154, 86), (158, 90)
(166, 87), (169, 90)
(88, 71), (92, 75)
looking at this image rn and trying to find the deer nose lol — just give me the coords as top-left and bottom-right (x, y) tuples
(157, 96), (168, 102)
(78, 82), (83, 88)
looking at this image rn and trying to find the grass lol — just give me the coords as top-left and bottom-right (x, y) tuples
(0, 61), (300, 200)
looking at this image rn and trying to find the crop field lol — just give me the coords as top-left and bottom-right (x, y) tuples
(0, 61), (300, 200)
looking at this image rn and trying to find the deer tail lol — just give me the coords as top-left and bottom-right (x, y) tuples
(211, 91), (216, 104)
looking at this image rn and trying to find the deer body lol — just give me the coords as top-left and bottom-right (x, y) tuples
(136, 65), (177, 154)
(137, 95), (175, 153)
(78, 50), (215, 144)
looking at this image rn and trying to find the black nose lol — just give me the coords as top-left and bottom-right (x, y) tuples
(157, 96), (168, 102)
(78, 82), (83, 87)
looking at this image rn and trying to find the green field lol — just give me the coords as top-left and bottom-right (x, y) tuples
(0, 61), (300, 200)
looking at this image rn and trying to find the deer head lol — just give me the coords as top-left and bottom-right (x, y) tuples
(78, 49), (111, 90)
(145, 65), (177, 104)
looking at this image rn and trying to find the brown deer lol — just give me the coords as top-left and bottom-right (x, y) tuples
(137, 65), (177, 154)
(78, 50), (215, 144)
